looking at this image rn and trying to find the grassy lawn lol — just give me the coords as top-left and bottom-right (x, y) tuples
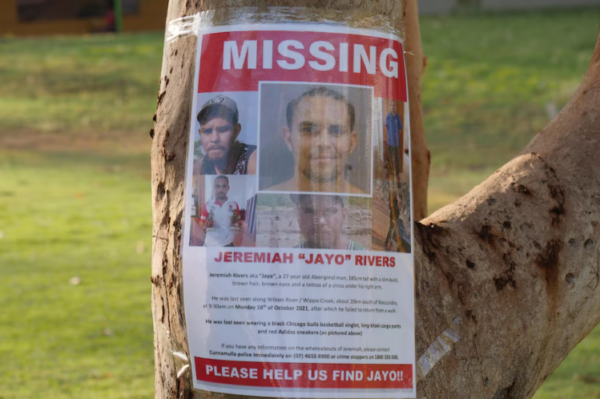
(0, 151), (153, 399)
(421, 8), (599, 212)
(0, 33), (162, 134)
(0, 7), (599, 398)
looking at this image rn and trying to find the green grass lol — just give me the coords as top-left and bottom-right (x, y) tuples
(0, 33), (163, 133)
(0, 152), (153, 398)
(0, 7), (600, 398)
(535, 325), (600, 399)
(421, 8), (600, 213)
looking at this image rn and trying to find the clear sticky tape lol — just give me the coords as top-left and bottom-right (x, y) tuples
(417, 317), (462, 380)
(165, 7), (406, 45)
(165, 14), (201, 44)
(160, 323), (191, 379)
(172, 349), (191, 378)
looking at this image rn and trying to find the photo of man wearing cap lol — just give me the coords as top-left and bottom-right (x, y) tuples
(196, 95), (257, 175)
(292, 194), (365, 250)
(259, 85), (371, 195)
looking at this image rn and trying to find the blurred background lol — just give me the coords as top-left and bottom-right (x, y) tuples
(0, 1), (599, 398)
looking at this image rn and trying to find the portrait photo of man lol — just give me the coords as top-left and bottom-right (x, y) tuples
(254, 193), (370, 250)
(292, 194), (365, 250)
(195, 94), (257, 175)
(258, 83), (372, 195)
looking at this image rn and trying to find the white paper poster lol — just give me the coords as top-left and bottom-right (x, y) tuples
(182, 23), (415, 398)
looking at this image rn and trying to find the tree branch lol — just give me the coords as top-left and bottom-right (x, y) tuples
(415, 28), (600, 399)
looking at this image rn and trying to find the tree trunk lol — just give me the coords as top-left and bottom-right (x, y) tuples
(151, 0), (600, 398)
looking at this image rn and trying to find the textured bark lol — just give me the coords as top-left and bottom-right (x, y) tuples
(403, 0), (429, 221)
(151, 0), (600, 398)
(415, 30), (600, 398)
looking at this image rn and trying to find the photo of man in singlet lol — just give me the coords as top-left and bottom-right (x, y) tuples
(196, 95), (257, 175)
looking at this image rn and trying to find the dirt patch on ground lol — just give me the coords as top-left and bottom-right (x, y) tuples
(0, 129), (151, 154)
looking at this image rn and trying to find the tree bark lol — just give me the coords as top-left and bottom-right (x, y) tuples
(151, 0), (600, 398)
(415, 30), (600, 398)
(403, 0), (429, 221)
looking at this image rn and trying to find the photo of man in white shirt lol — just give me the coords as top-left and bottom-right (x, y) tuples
(199, 176), (241, 247)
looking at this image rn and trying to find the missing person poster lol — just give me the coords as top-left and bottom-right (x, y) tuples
(182, 23), (415, 398)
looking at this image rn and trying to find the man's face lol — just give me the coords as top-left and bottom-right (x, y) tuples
(213, 178), (229, 201)
(283, 96), (357, 183)
(390, 101), (396, 113)
(199, 116), (240, 163)
(296, 196), (347, 249)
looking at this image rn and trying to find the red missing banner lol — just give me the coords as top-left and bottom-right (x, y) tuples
(198, 30), (407, 101)
(195, 357), (414, 390)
